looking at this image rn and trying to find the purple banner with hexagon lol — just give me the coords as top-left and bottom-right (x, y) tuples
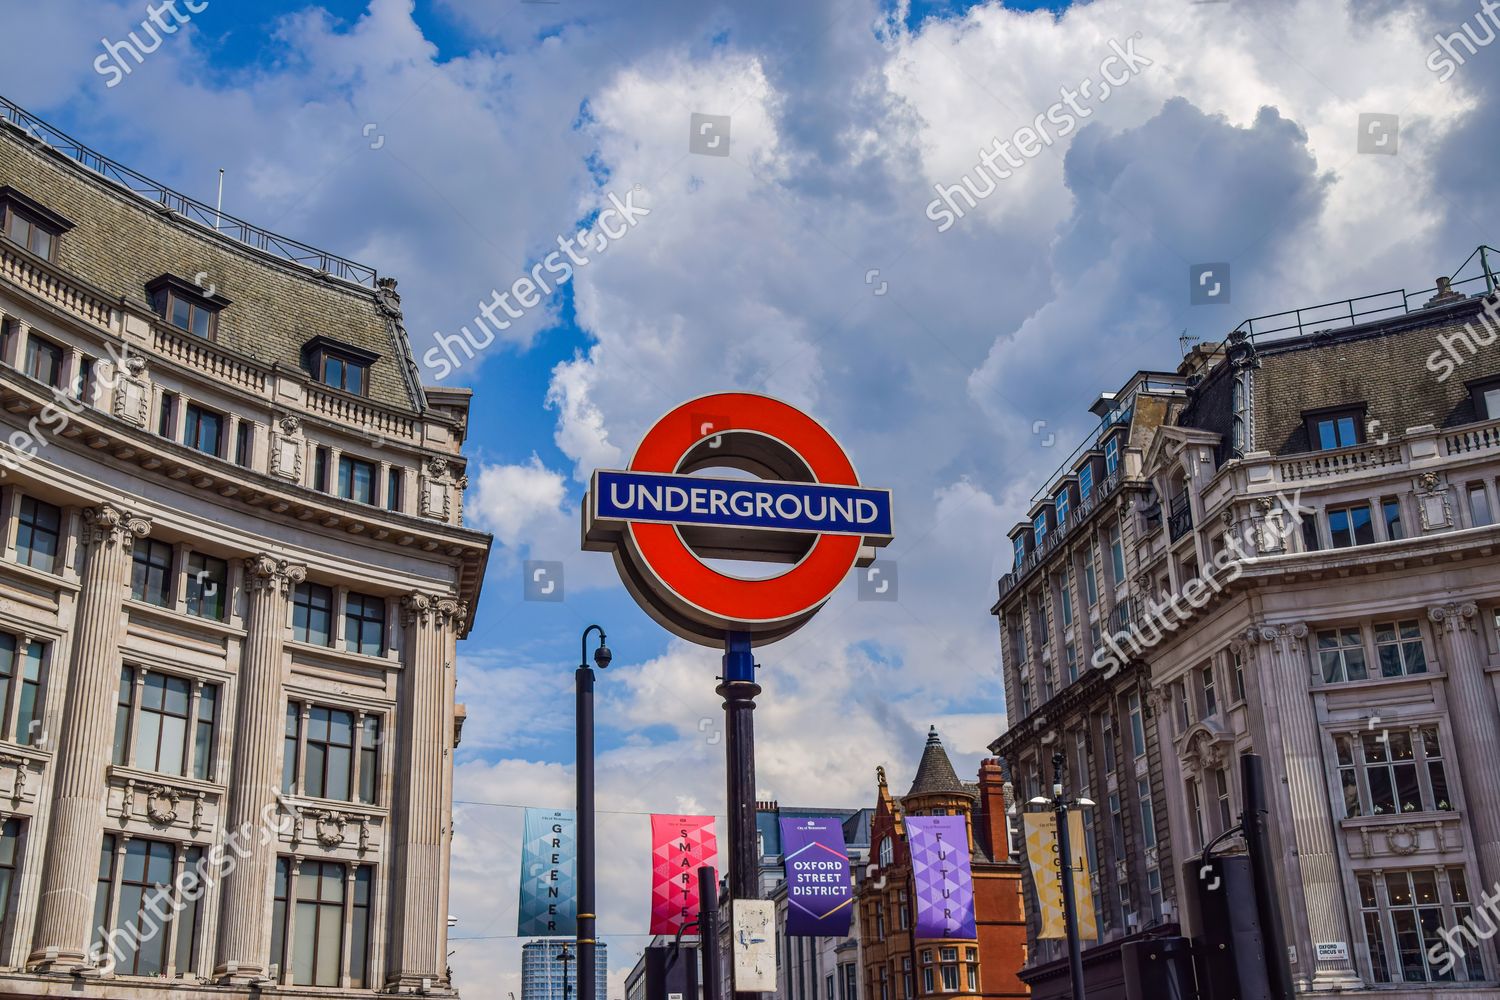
(780, 817), (854, 937)
(906, 815), (977, 939)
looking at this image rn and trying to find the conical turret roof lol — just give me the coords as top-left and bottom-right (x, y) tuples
(905, 726), (972, 798)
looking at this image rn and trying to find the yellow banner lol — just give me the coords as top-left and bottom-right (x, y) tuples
(1023, 812), (1097, 940)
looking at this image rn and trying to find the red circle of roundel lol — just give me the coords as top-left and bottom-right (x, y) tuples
(627, 392), (863, 625)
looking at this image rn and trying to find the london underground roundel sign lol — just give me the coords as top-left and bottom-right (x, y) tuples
(583, 393), (893, 646)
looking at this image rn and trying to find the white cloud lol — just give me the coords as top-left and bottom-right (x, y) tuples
(6, 0), (1488, 994)
(467, 456), (568, 545)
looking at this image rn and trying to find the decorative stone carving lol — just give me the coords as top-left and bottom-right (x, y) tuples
(120, 780), (135, 822)
(243, 554), (307, 596)
(111, 355), (151, 427)
(400, 592), (433, 626)
(1253, 496), (1289, 554)
(1415, 472), (1453, 531)
(2, 755), (27, 806)
(358, 816), (372, 855)
(420, 457), (455, 521)
(436, 597), (468, 631)
(192, 792), (205, 834)
(286, 801), (303, 849)
(1387, 825), (1419, 856)
(145, 785), (180, 826)
(269, 414), (305, 482)
(1247, 621), (1306, 644)
(402, 592), (469, 631)
(81, 504), (151, 550)
(1428, 602), (1478, 634)
(315, 811), (347, 849)
(1179, 725), (1232, 777)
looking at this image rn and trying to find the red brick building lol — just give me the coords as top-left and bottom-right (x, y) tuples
(855, 728), (1028, 1000)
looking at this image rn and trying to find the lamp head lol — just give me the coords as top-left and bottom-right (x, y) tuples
(1028, 796), (1049, 806)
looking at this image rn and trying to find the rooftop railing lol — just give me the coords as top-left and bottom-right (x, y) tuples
(1231, 245), (1498, 345)
(0, 95), (378, 288)
(998, 471), (1124, 602)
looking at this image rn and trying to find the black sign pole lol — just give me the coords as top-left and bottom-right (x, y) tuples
(1242, 752), (1295, 998)
(697, 865), (725, 1000)
(1052, 751), (1086, 1000)
(718, 631), (761, 1000)
(577, 626), (611, 1000)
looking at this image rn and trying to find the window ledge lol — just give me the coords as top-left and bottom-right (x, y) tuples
(280, 792), (389, 819)
(287, 639), (397, 671)
(106, 763), (225, 797)
(124, 598), (245, 639)
(1338, 810), (1460, 829)
(1310, 668), (1444, 696)
(0, 739), (51, 763)
(0, 558), (79, 595)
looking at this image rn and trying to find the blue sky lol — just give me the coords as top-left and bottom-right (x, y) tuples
(5, 0), (1496, 991)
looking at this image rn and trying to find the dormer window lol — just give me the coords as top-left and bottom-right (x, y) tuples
(0, 188), (71, 262)
(303, 337), (377, 397)
(146, 275), (228, 340)
(1469, 377), (1500, 422)
(1305, 406), (1365, 451)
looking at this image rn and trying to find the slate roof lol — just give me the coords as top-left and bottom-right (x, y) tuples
(905, 726), (975, 799)
(0, 120), (422, 411)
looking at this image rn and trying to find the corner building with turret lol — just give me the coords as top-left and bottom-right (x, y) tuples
(855, 728), (1028, 1000)
(0, 98), (490, 997)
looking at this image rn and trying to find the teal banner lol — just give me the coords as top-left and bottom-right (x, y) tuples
(518, 808), (577, 936)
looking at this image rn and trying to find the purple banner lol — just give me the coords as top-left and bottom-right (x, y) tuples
(906, 815), (977, 939)
(780, 817), (853, 937)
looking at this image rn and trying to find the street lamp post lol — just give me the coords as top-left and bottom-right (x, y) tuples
(558, 943), (574, 1000)
(1030, 750), (1094, 1000)
(576, 626), (611, 1000)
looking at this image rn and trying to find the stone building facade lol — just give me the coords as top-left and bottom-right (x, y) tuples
(990, 370), (1190, 1000)
(855, 728), (1027, 1000)
(0, 100), (488, 997)
(994, 261), (1500, 997)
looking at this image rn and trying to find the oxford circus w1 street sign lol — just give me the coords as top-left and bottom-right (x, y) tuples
(582, 392), (894, 645)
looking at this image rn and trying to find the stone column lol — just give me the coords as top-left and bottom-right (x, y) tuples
(1146, 684), (1189, 923)
(214, 554), (305, 983)
(1429, 602), (1500, 884)
(387, 593), (463, 990)
(30, 504), (150, 972)
(1254, 622), (1361, 990)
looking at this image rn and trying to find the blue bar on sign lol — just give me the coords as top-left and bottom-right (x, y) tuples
(595, 470), (892, 537)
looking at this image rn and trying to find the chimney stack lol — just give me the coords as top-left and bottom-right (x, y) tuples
(977, 757), (1012, 861)
(1425, 275), (1466, 308)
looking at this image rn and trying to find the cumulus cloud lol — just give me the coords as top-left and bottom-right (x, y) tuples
(7, 0), (1491, 995)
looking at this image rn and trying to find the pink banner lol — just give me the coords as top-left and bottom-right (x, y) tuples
(650, 814), (718, 935)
